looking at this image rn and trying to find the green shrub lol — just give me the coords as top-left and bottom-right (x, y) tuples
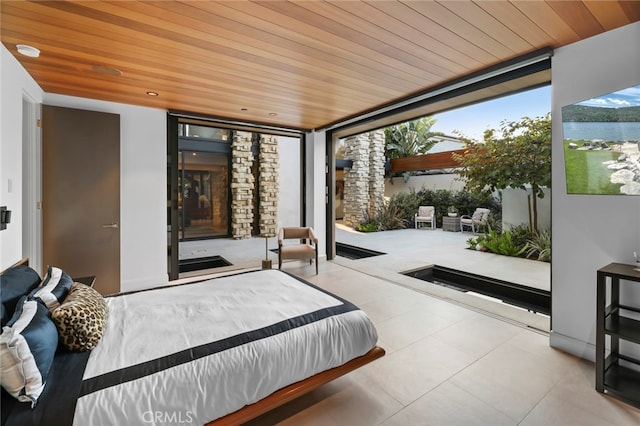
(357, 222), (378, 232)
(357, 203), (406, 232)
(508, 224), (534, 249)
(388, 187), (502, 228)
(475, 227), (528, 257)
(387, 189), (421, 226)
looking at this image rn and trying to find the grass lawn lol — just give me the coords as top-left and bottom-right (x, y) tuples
(563, 140), (621, 194)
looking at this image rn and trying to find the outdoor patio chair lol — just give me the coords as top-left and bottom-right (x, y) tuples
(461, 208), (490, 233)
(278, 226), (318, 274)
(414, 206), (436, 230)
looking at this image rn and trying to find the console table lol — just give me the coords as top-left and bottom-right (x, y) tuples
(442, 216), (461, 232)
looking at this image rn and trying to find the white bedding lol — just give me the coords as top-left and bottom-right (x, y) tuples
(72, 270), (378, 426)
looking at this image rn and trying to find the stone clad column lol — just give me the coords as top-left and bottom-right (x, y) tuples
(342, 131), (386, 229)
(231, 131), (254, 239)
(343, 133), (370, 228)
(259, 134), (279, 236)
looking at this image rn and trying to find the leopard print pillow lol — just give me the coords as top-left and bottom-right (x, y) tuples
(51, 282), (107, 351)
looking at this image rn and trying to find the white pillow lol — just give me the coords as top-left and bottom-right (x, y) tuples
(0, 297), (58, 407)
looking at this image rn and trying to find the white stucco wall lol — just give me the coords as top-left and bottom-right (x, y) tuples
(0, 45), (44, 270)
(306, 131), (327, 259)
(502, 187), (551, 231)
(550, 22), (640, 360)
(383, 173), (466, 198)
(277, 136), (302, 228)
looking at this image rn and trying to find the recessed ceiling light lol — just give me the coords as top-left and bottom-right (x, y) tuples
(16, 44), (40, 58)
(268, 112), (278, 116)
(146, 91), (159, 97)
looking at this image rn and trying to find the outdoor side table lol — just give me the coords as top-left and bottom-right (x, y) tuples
(442, 216), (461, 232)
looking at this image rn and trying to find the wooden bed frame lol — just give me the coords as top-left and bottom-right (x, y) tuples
(3, 258), (386, 425)
(208, 345), (386, 425)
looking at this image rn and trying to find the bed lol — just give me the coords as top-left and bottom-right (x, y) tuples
(1, 260), (383, 426)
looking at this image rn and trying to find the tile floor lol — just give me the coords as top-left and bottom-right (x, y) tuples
(180, 226), (551, 331)
(178, 227), (638, 425)
(243, 261), (640, 426)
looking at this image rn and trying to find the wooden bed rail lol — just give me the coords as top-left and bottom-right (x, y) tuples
(208, 345), (385, 426)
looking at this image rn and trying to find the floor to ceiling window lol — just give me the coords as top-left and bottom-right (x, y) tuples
(167, 115), (305, 280)
(177, 123), (231, 240)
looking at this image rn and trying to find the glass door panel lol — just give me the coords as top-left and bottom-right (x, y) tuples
(179, 151), (229, 239)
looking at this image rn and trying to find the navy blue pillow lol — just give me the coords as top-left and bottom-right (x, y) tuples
(0, 303), (7, 326)
(0, 265), (42, 327)
(31, 266), (73, 311)
(0, 296), (59, 407)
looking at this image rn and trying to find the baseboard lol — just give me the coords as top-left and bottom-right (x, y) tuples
(121, 274), (169, 293)
(550, 330), (595, 362)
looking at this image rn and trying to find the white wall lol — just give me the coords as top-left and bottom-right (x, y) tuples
(502, 188), (551, 231)
(306, 131), (327, 258)
(43, 94), (167, 292)
(550, 22), (640, 360)
(277, 136), (302, 228)
(384, 173), (465, 198)
(0, 45), (44, 270)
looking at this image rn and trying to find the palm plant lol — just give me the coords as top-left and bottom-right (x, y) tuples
(384, 116), (442, 159)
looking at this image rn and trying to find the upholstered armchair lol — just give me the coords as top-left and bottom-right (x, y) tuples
(460, 208), (490, 233)
(414, 206), (436, 230)
(278, 227), (318, 274)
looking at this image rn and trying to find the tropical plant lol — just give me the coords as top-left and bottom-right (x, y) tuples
(508, 224), (534, 250)
(384, 116), (442, 159)
(376, 203), (406, 231)
(357, 222), (378, 233)
(526, 229), (552, 262)
(453, 114), (551, 232)
(357, 203), (406, 232)
(474, 228), (528, 257)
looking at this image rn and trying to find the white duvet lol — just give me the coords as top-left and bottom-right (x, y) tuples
(72, 270), (378, 426)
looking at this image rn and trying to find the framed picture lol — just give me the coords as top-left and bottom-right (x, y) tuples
(562, 84), (640, 195)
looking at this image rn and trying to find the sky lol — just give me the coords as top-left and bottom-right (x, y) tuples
(576, 84), (640, 108)
(430, 85), (552, 142)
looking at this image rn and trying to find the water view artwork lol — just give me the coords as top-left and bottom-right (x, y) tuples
(562, 85), (640, 195)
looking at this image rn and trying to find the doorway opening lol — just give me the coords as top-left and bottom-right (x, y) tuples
(167, 115), (304, 280)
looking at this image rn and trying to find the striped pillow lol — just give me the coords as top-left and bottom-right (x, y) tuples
(32, 266), (73, 311)
(0, 297), (58, 407)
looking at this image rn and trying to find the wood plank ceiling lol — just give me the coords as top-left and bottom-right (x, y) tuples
(2, 1), (639, 131)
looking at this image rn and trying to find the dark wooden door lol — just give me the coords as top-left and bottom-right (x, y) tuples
(42, 105), (120, 295)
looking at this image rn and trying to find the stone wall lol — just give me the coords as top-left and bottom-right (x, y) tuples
(259, 134), (279, 236)
(231, 131), (254, 239)
(343, 130), (385, 228)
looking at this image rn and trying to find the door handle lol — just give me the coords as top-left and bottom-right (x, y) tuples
(102, 223), (119, 229)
